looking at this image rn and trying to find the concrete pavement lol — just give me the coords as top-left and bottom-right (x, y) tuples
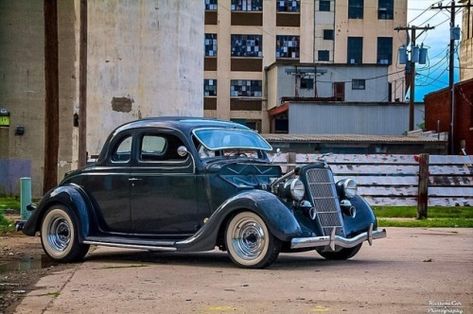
(14, 228), (473, 313)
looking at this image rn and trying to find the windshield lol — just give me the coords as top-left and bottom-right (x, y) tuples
(193, 128), (272, 152)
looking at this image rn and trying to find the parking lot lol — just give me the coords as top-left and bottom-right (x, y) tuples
(13, 228), (473, 313)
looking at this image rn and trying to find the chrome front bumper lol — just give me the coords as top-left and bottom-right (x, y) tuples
(290, 224), (387, 250)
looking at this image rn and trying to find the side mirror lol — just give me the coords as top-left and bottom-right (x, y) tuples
(177, 145), (188, 157)
(270, 148), (281, 163)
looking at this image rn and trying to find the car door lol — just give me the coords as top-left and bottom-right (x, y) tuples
(78, 132), (133, 233)
(130, 130), (201, 235)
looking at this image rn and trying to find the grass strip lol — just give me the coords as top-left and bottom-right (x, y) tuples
(373, 206), (473, 219)
(378, 217), (473, 228)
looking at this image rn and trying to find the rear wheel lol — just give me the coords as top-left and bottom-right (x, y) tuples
(40, 205), (89, 262)
(316, 243), (362, 260)
(225, 211), (281, 268)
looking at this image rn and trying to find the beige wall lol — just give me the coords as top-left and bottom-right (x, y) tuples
(0, 0), (45, 196)
(1, 0), (205, 196)
(314, 0), (335, 63)
(87, 0), (204, 154)
(333, 0), (407, 101)
(57, 0), (80, 181)
(299, 0), (314, 63)
(460, 2), (473, 81)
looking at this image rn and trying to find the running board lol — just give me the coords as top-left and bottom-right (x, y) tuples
(82, 239), (177, 252)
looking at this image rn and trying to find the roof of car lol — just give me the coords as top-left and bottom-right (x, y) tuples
(113, 117), (249, 135)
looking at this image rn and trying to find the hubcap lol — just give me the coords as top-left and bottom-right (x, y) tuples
(232, 218), (266, 260)
(47, 216), (71, 252)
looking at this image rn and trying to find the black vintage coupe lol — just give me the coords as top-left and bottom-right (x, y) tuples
(21, 117), (386, 268)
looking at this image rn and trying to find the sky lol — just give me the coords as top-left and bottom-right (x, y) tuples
(407, 0), (462, 101)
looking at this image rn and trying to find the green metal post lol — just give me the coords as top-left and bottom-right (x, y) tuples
(20, 177), (32, 220)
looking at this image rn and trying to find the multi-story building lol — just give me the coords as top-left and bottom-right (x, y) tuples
(203, 0), (407, 132)
(459, 0), (473, 81)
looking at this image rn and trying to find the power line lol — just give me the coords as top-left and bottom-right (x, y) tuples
(417, 9), (443, 25)
(315, 69), (406, 84)
(394, 25), (435, 131)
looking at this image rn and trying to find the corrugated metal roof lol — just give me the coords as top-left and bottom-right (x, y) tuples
(262, 133), (447, 144)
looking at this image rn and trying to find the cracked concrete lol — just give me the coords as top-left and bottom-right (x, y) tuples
(14, 228), (473, 313)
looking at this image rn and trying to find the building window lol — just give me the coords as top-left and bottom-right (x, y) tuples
(318, 50), (330, 61)
(377, 37), (392, 65)
(300, 78), (314, 90)
(347, 37), (363, 64)
(230, 80), (262, 97)
(319, 0), (330, 11)
(352, 79), (366, 90)
(348, 0), (364, 19)
(231, 0), (262, 11)
(205, 0), (217, 11)
(231, 34), (262, 57)
(323, 29), (334, 40)
(204, 79), (217, 96)
(231, 119), (261, 132)
(378, 0), (393, 19)
(205, 34), (217, 57)
(276, 35), (300, 59)
(277, 0), (300, 12)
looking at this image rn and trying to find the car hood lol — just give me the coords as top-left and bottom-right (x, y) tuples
(207, 161), (282, 189)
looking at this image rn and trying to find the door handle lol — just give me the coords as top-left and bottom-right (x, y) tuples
(128, 178), (143, 182)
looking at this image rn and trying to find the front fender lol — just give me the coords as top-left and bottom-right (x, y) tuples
(22, 183), (92, 241)
(342, 195), (377, 237)
(176, 190), (302, 251)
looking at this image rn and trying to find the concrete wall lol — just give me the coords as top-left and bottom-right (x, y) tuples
(288, 102), (424, 135)
(87, 0), (204, 154)
(57, 0), (80, 182)
(0, 0), (205, 196)
(268, 64), (389, 108)
(0, 0), (45, 195)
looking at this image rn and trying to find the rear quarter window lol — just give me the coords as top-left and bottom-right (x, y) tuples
(111, 136), (132, 163)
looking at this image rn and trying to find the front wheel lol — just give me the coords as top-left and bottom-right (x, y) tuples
(40, 205), (89, 262)
(316, 243), (362, 260)
(225, 211), (281, 268)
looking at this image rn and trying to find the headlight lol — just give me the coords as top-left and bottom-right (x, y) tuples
(341, 178), (357, 199)
(284, 178), (305, 201)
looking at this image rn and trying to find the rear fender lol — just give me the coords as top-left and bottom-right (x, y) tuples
(22, 184), (92, 241)
(176, 190), (302, 251)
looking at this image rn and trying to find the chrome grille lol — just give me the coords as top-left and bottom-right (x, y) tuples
(305, 168), (344, 236)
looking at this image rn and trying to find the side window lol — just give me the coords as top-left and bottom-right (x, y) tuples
(141, 135), (167, 161)
(139, 134), (188, 163)
(111, 135), (132, 163)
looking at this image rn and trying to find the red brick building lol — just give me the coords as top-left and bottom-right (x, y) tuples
(424, 78), (473, 154)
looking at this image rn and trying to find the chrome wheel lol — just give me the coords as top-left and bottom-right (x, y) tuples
(231, 218), (266, 260)
(225, 211), (277, 267)
(47, 216), (71, 252)
(41, 207), (75, 259)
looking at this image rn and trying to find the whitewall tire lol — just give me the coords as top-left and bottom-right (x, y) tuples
(225, 211), (281, 268)
(40, 205), (89, 262)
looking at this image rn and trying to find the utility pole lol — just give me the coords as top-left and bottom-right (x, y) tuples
(394, 25), (434, 131)
(409, 26), (416, 132)
(78, 0), (88, 167)
(432, 0), (472, 154)
(43, 0), (59, 194)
